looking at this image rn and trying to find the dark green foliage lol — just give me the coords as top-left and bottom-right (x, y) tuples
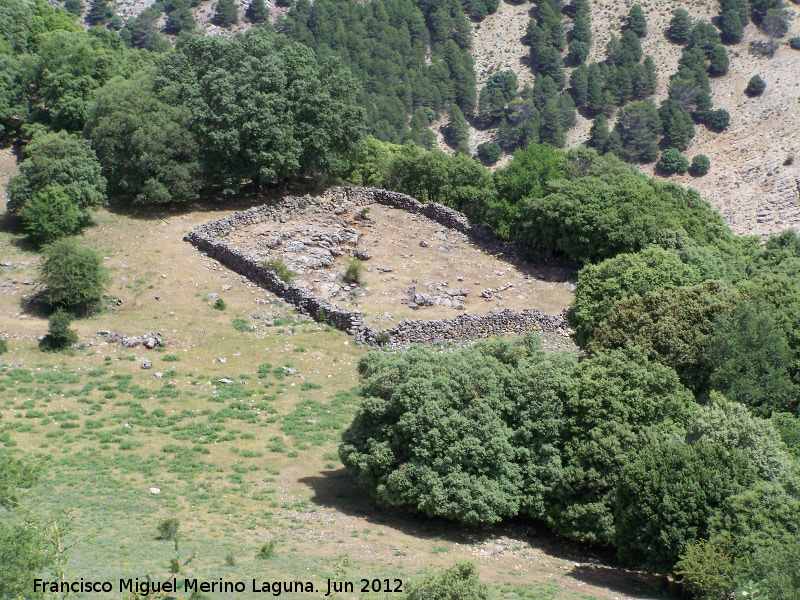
(490, 142), (564, 236)
(701, 108), (731, 131)
(772, 413), (800, 457)
(166, 0), (197, 31)
(566, 40), (589, 65)
(538, 99), (565, 147)
(7, 131), (106, 217)
(532, 44), (566, 88)
(213, 298), (226, 310)
(19, 185), (83, 246)
(612, 100), (662, 163)
(690, 21), (722, 53)
(403, 562), (491, 600)
(524, 150), (732, 262)
(690, 154), (711, 176)
(568, 247), (703, 347)
(85, 73), (201, 205)
(571, 13), (592, 45)
(661, 104), (695, 150)
(549, 346), (696, 545)
(568, 64), (588, 105)
(746, 74), (766, 95)
(703, 303), (798, 416)
(445, 105), (470, 155)
(476, 141), (501, 165)
(721, 9), (745, 43)
(657, 148), (690, 174)
(157, 518), (180, 541)
(39, 308), (79, 351)
(587, 114), (609, 153)
(158, 29), (365, 193)
(64, 0), (84, 16)
(343, 258), (364, 284)
(0, 339), (6, 355)
(614, 439), (756, 572)
(279, 0), (476, 142)
(120, 6), (169, 51)
(720, 0), (751, 27)
(632, 55), (657, 98)
(37, 238), (108, 312)
(625, 4), (647, 38)
(214, 0), (238, 27)
(708, 44), (730, 75)
(586, 281), (739, 395)
(87, 0), (112, 25)
(790, 36), (800, 50)
(536, 0), (566, 50)
(668, 9), (693, 43)
(761, 8), (789, 41)
(246, 0), (268, 23)
(339, 336), (575, 525)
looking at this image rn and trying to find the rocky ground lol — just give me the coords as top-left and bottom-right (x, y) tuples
(223, 195), (575, 328)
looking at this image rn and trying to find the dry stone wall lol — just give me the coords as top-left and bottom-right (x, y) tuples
(184, 187), (570, 347)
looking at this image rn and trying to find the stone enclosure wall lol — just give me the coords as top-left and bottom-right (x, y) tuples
(184, 187), (570, 347)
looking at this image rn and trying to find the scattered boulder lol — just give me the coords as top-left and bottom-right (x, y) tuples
(218, 378), (233, 384)
(141, 360), (152, 369)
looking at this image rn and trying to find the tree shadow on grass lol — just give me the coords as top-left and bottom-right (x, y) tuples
(300, 468), (665, 599)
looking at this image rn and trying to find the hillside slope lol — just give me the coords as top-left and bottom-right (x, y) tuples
(471, 0), (800, 237)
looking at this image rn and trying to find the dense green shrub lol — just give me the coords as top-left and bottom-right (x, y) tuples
(0, 339), (7, 355)
(476, 141), (502, 165)
(667, 9), (693, 43)
(213, 0), (238, 26)
(37, 238), (108, 313)
(339, 336), (576, 525)
(690, 154), (711, 176)
(615, 439), (756, 571)
(39, 309), (79, 351)
(19, 186), (83, 246)
(657, 148), (689, 174)
(343, 258), (364, 285)
(402, 562), (491, 600)
(625, 4), (647, 37)
(746, 74), (767, 95)
(156, 518), (180, 541)
(548, 346), (696, 545)
(568, 247), (703, 347)
(7, 131), (106, 217)
(158, 28), (365, 194)
(263, 258), (296, 283)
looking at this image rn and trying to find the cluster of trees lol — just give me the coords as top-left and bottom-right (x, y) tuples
(340, 335), (800, 597)
(277, 0), (477, 145)
(341, 139), (800, 597)
(587, 12), (732, 170)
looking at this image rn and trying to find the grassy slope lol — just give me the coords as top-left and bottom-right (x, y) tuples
(1, 176), (659, 599)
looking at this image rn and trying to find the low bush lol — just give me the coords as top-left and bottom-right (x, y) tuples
(745, 75), (766, 96)
(343, 258), (364, 285)
(156, 518), (180, 541)
(263, 258), (296, 282)
(690, 154), (711, 176)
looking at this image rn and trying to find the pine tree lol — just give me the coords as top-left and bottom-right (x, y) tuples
(214, 0), (239, 27)
(745, 74), (766, 96)
(720, 9), (744, 43)
(709, 44), (730, 76)
(588, 114), (609, 153)
(569, 64), (588, 106)
(246, 0), (269, 23)
(626, 4), (647, 38)
(87, 0), (112, 25)
(571, 13), (592, 45)
(539, 98), (565, 147)
(663, 111), (695, 151)
(64, 0), (84, 17)
(668, 9), (693, 43)
(586, 76), (606, 116)
(167, 0), (197, 32)
(446, 105), (470, 155)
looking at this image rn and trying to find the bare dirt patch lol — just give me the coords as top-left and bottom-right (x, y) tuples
(223, 198), (575, 329)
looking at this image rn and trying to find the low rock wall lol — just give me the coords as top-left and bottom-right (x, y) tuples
(184, 187), (570, 347)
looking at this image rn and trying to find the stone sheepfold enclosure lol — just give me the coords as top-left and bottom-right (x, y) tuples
(184, 187), (574, 347)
